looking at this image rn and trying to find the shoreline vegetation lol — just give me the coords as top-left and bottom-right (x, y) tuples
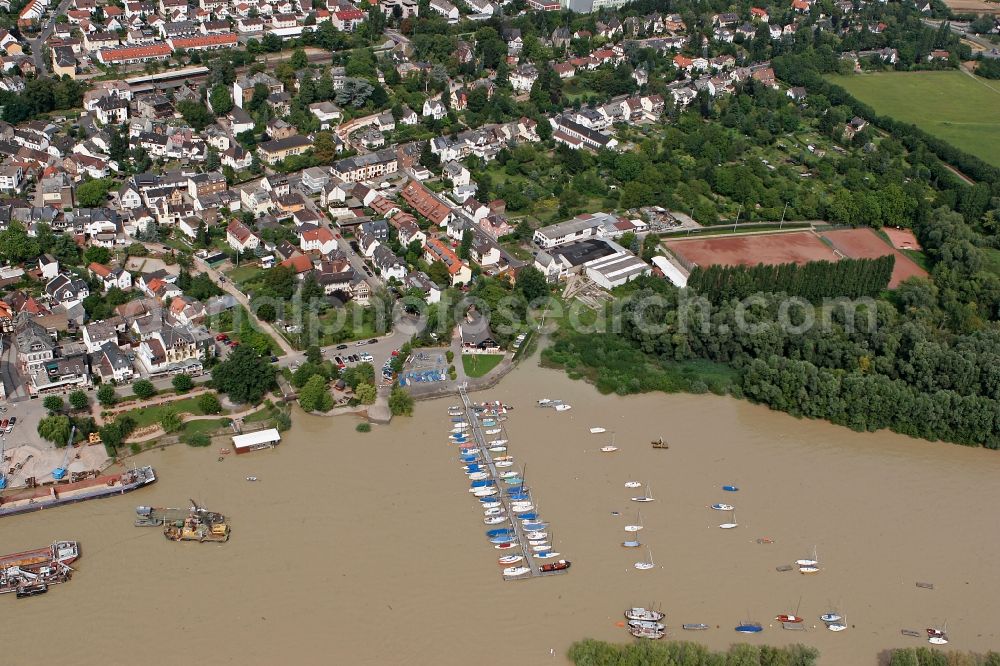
(567, 639), (819, 666)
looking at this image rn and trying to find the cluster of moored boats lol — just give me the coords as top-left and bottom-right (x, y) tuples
(448, 401), (571, 580)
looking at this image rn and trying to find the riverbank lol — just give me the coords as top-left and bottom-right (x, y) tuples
(0, 351), (996, 665)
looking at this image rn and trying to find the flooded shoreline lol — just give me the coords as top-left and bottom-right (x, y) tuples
(1, 357), (997, 665)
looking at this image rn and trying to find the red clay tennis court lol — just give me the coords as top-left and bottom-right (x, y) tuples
(665, 231), (839, 269)
(820, 228), (927, 288)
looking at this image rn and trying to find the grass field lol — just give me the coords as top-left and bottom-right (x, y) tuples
(828, 71), (1000, 167)
(462, 354), (504, 378)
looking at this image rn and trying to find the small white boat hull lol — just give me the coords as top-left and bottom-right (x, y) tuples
(485, 428), (502, 435)
(473, 488), (498, 497)
(554, 405), (572, 412)
(634, 563), (654, 570)
(631, 497), (655, 503)
(495, 461), (514, 468)
(624, 481), (641, 488)
(498, 555), (523, 565)
(481, 501), (501, 509)
(500, 471), (519, 479)
(624, 525), (643, 532)
(503, 566), (531, 577)
(828, 624), (847, 632)
(719, 523), (738, 529)
(600, 446), (618, 453)
(467, 472), (489, 481)
(488, 446), (506, 453)
(484, 517), (507, 525)
(525, 532), (547, 540)
(534, 552), (561, 559)
(484, 508), (504, 516)
(590, 427), (606, 434)
(489, 439), (508, 446)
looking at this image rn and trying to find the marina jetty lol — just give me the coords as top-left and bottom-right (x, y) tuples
(0, 466), (156, 518)
(452, 386), (570, 581)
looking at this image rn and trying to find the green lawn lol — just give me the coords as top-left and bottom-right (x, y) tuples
(462, 354), (504, 378)
(180, 419), (231, 436)
(828, 71), (1000, 167)
(118, 395), (229, 428)
(226, 265), (264, 286)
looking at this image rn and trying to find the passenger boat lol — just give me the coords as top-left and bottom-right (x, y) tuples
(735, 623), (763, 634)
(590, 427), (606, 434)
(0, 541), (79, 597)
(554, 404), (572, 412)
(534, 551), (561, 559)
(503, 566), (531, 577)
(625, 608), (665, 622)
(776, 615), (803, 623)
(498, 555), (523, 565)
(629, 620), (665, 631)
(711, 503), (734, 511)
(539, 559), (571, 573)
(722, 485), (739, 492)
(629, 626), (664, 640)
(682, 624), (709, 631)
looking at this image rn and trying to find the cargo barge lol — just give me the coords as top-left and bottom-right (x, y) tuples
(136, 502), (230, 543)
(0, 541), (80, 598)
(0, 466), (156, 518)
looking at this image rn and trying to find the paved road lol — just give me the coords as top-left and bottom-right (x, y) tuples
(27, 0), (75, 74)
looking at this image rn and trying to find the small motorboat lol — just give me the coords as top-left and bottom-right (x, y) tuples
(590, 427), (606, 434)
(928, 635), (948, 645)
(776, 615), (803, 624)
(484, 507), (504, 516)
(534, 551), (561, 559)
(735, 623), (763, 634)
(488, 446), (507, 453)
(629, 620), (665, 631)
(485, 428), (502, 435)
(711, 503), (734, 511)
(554, 404), (572, 412)
(539, 559), (571, 573)
(482, 419), (497, 427)
(537, 399), (552, 406)
(682, 624), (709, 631)
(828, 621), (847, 632)
(629, 626), (664, 640)
(625, 608), (665, 622)
(498, 555), (523, 565)
(484, 516), (507, 525)
(246, 476), (258, 482)
(820, 613), (842, 623)
(219, 448), (231, 455)
(624, 481), (641, 488)
(600, 446), (618, 453)
(799, 565), (820, 574)
(503, 566), (530, 577)
(722, 485), (739, 492)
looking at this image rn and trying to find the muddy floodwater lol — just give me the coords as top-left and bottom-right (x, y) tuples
(2, 359), (998, 665)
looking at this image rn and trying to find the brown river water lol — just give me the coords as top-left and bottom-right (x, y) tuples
(2, 358), (998, 665)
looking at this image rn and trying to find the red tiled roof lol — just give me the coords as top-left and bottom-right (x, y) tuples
(89, 261), (112, 277)
(170, 33), (238, 49)
(425, 237), (463, 274)
(280, 253), (313, 274)
(301, 227), (335, 242)
(99, 43), (171, 62)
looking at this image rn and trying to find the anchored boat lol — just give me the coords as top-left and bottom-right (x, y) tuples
(0, 541), (79, 598)
(625, 608), (665, 622)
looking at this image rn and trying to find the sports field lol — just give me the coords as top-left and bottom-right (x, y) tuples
(665, 231), (839, 269)
(828, 71), (1000, 167)
(822, 229), (927, 288)
(665, 228), (927, 289)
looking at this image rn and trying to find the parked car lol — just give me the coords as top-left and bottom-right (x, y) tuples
(356, 340), (365, 346)
(368, 338), (378, 344)
(391, 349), (400, 357)
(360, 354), (373, 362)
(350, 355), (360, 363)
(7, 416), (14, 426)
(270, 356), (279, 362)
(334, 356), (344, 365)
(215, 333), (228, 341)
(336, 344), (348, 350)
(229, 341), (239, 348)
(0, 419), (7, 429)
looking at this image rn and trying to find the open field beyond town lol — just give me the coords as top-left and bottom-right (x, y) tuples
(828, 71), (1000, 167)
(665, 228), (927, 288)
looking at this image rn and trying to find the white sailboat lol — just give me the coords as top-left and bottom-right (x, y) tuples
(601, 433), (618, 453)
(503, 566), (531, 577)
(827, 612), (847, 632)
(795, 546), (819, 566)
(635, 548), (655, 570)
(624, 510), (643, 532)
(631, 483), (655, 502)
(719, 510), (738, 529)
